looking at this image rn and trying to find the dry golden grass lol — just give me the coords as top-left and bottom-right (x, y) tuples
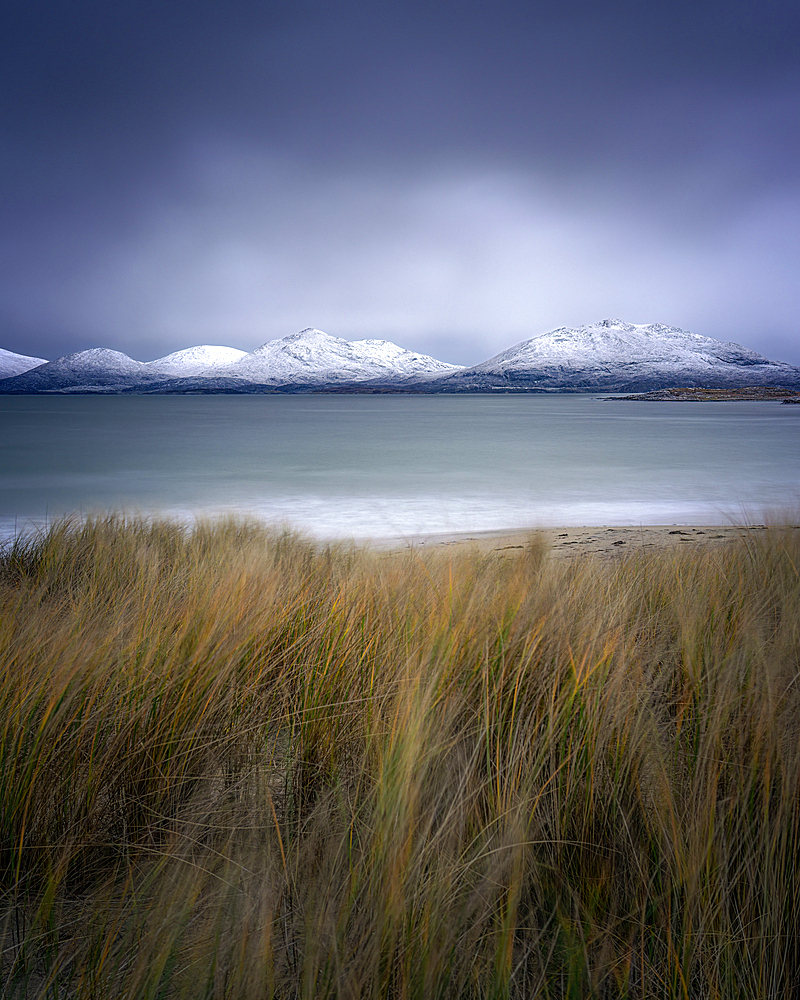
(0, 515), (798, 998)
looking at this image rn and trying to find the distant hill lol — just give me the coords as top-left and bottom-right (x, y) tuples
(188, 329), (463, 386)
(422, 319), (800, 392)
(2, 321), (799, 393)
(0, 347), (48, 379)
(0, 345), (257, 393)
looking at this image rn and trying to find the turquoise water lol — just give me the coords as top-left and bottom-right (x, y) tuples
(1, 394), (798, 541)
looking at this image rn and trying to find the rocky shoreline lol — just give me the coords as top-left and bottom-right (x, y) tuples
(613, 386), (800, 402)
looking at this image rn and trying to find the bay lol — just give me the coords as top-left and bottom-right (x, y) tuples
(0, 394), (798, 542)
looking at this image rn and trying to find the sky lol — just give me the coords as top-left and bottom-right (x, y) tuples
(1, 0), (799, 366)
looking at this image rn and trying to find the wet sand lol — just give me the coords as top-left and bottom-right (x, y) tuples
(389, 523), (800, 558)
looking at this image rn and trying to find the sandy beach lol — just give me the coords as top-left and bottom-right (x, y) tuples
(393, 522), (800, 558)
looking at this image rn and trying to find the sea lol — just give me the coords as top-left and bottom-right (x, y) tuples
(1, 394), (798, 544)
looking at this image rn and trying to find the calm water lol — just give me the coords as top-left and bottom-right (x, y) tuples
(1, 394), (799, 541)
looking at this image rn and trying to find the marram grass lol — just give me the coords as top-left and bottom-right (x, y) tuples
(0, 515), (798, 998)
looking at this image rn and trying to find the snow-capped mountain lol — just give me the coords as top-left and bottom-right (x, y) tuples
(0, 348), (163, 393)
(0, 347), (48, 379)
(0, 329), (461, 392)
(430, 319), (800, 392)
(1, 321), (798, 393)
(0, 345), (251, 392)
(146, 345), (248, 376)
(196, 329), (462, 385)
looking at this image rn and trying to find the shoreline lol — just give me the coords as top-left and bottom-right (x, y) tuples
(386, 522), (800, 558)
(3, 516), (798, 560)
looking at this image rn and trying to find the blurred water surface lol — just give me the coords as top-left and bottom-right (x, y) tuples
(1, 394), (798, 541)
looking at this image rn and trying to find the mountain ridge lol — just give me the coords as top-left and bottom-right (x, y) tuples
(423, 319), (799, 393)
(1, 321), (799, 393)
(0, 347), (49, 379)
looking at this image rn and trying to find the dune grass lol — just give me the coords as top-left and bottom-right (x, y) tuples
(0, 515), (798, 998)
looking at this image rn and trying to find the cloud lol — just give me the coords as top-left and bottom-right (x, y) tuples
(3, 135), (796, 366)
(1, 0), (799, 367)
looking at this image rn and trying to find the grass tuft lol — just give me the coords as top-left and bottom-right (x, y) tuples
(1, 516), (798, 997)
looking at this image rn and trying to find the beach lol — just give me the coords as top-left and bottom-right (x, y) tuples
(3, 394), (799, 546)
(396, 521), (800, 557)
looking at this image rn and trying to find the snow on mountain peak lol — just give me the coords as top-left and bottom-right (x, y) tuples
(0, 347), (151, 392)
(217, 329), (462, 383)
(147, 345), (248, 375)
(2, 320), (797, 394)
(497, 320), (772, 367)
(54, 348), (145, 372)
(0, 348), (48, 379)
(443, 318), (796, 392)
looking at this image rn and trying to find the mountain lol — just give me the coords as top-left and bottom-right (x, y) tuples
(0, 348), (160, 393)
(0, 345), (250, 392)
(146, 345), (248, 375)
(1, 321), (798, 393)
(427, 319), (800, 392)
(193, 329), (462, 385)
(0, 329), (462, 393)
(0, 347), (48, 379)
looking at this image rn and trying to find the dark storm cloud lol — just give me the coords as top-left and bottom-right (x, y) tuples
(1, 0), (799, 364)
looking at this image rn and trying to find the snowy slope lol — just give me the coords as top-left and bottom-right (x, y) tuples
(0, 345), (249, 391)
(2, 321), (798, 393)
(146, 345), (248, 375)
(198, 329), (463, 384)
(0, 348), (161, 392)
(0, 347), (48, 379)
(434, 319), (800, 391)
(0, 331), (461, 392)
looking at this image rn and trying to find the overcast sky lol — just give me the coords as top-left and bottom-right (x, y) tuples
(2, 0), (799, 365)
